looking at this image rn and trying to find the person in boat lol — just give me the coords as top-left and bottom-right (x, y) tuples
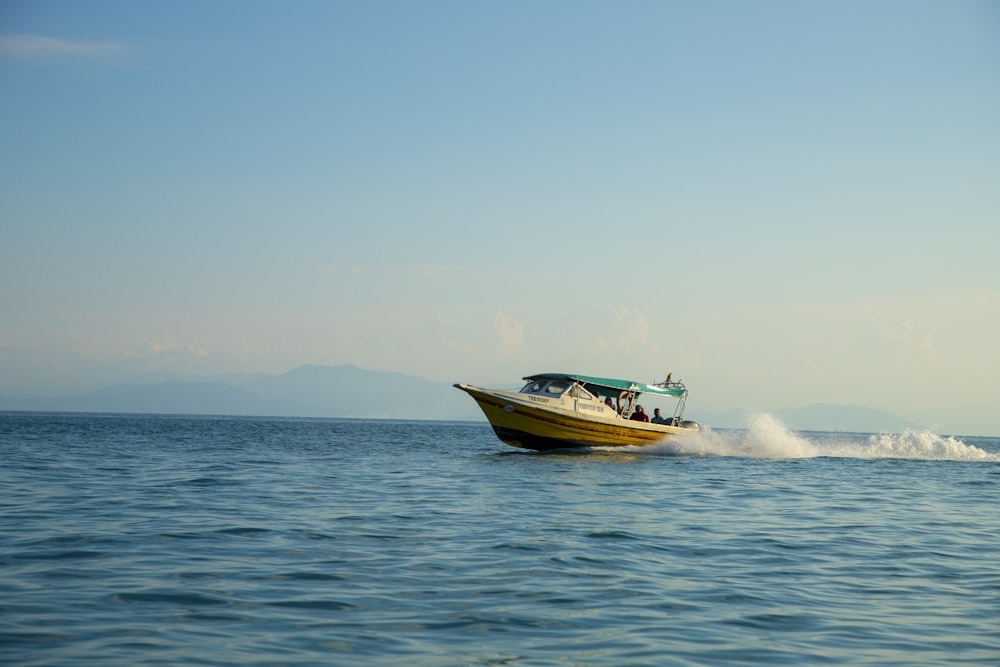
(651, 408), (668, 424)
(604, 397), (615, 412)
(629, 405), (650, 422)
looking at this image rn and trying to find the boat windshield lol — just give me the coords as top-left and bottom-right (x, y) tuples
(519, 379), (571, 396)
(545, 381), (569, 395)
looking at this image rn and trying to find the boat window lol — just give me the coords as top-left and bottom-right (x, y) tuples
(519, 379), (574, 396)
(568, 385), (593, 400)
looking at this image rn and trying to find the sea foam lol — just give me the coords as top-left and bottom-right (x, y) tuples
(637, 414), (999, 461)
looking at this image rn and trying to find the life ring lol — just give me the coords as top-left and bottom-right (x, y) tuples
(617, 390), (632, 415)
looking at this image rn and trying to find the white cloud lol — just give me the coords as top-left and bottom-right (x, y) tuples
(148, 337), (209, 358)
(441, 337), (475, 353)
(494, 309), (525, 356)
(871, 317), (949, 368)
(316, 262), (466, 280)
(611, 306), (650, 347)
(0, 34), (126, 61)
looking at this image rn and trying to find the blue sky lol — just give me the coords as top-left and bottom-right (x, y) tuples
(2, 1), (998, 434)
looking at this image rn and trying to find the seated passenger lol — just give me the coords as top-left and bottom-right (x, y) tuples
(604, 397), (615, 411)
(629, 405), (650, 422)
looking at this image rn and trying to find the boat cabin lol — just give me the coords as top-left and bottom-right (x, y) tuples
(517, 373), (688, 424)
(519, 378), (594, 400)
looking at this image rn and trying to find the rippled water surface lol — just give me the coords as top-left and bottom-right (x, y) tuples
(2, 412), (998, 666)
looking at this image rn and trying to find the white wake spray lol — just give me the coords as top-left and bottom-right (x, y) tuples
(630, 414), (999, 461)
(646, 413), (819, 459)
(838, 429), (997, 461)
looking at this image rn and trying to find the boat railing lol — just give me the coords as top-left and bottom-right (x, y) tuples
(654, 377), (686, 392)
(654, 374), (689, 421)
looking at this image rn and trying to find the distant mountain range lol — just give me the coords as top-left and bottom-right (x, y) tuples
(0, 363), (921, 432)
(0, 364), (481, 421)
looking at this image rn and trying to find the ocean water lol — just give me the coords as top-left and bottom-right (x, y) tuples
(1, 412), (998, 667)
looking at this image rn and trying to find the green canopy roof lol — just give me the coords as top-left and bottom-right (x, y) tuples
(524, 373), (687, 397)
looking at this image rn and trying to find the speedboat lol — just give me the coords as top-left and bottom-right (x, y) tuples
(454, 372), (700, 450)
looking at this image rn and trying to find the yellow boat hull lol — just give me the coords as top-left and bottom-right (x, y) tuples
(455, 384), (696, 450)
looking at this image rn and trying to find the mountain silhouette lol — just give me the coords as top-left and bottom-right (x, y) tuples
(0, 364), (479, 420)
(1, 364), (919, 431)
